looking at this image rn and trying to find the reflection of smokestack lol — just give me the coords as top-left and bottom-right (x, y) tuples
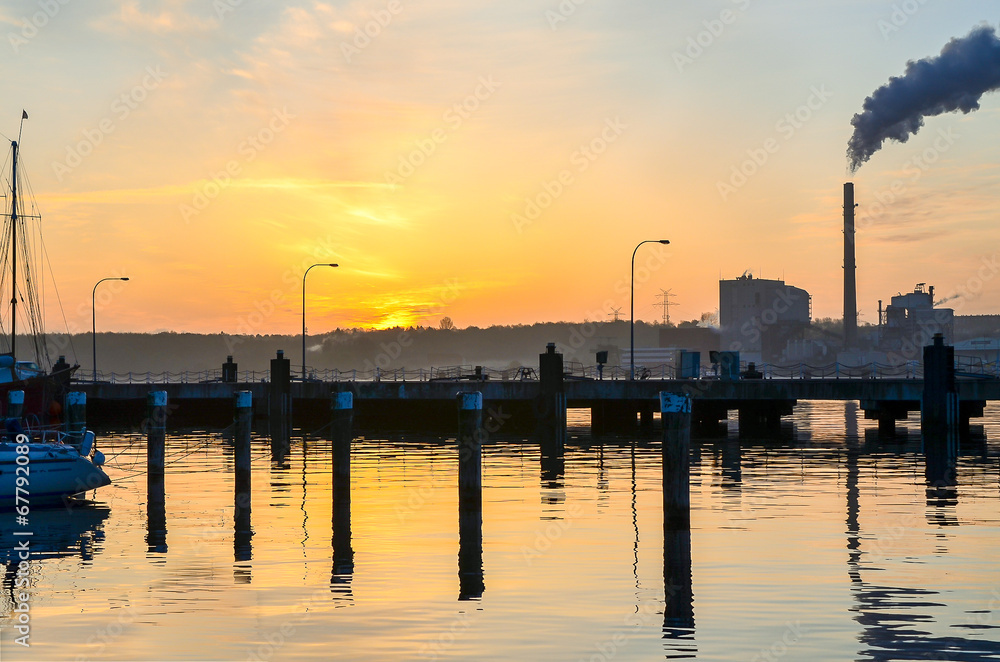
(844, 183), (857, 349)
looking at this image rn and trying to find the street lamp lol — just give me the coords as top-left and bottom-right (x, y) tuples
(302, 263), (338, 381)
(92, 276), (130, 382)
(630, 239), (670, 380)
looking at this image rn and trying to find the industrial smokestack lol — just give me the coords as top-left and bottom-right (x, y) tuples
(847, 23), (1000, 171)
(844, 182), (857, 349)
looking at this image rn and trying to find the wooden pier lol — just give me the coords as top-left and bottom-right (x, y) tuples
(71, 343), (999, 436)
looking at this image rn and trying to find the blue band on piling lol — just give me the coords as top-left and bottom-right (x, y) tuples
(457, 392), (483, 411)
(8, 390), (24, 405)
(67, 392), (86, 406)
(332, 392), (353, 410)
(660, 392), (691, 414)
(148, 391), (168, 407)
(235, 391), (253, 408)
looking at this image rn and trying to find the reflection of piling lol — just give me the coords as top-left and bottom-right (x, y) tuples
(146, 391), (168, 553)
(7, 390), (24, 422)
(146, 475), (167, 554)
(269, 350), (292, 457)
(661, 392), (691, 530)
(457, 392), (484, 600)
(234, 391), (253, 562)
(663, 528), (695, 638)
(922, 334), (958, 484)
(331, 391), (354, 578)
(65, 391), (87, 446)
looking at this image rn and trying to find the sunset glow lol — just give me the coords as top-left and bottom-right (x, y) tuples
(5, 1), (1000, 334)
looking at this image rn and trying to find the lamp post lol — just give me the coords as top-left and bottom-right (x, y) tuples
(302, 263), (338, 381)
(630, 239), (670, 380)
(92, 276), (130, 382)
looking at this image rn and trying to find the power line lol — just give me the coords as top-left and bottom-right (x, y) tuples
(654, 289), (677, 324)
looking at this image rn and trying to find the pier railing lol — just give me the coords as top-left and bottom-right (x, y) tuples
(72, 358), (1000, 384)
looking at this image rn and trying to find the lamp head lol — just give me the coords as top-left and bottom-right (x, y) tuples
(120, 277), (130, 281)
(658, 240), (670, 244)
(329, 263), (339, 267)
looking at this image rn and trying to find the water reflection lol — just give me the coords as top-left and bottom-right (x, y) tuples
(662, 528), (696, 657)
(147, 474), (167, 554)
(846, 435), (1000, 660)
(2, 504), (109, 618)
(331, 434), (353, 604)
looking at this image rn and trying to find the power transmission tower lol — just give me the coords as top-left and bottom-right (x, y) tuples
(654, 289), (677, 325)
(607, 307), (623, 322)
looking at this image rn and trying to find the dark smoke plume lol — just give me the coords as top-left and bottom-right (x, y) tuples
(848, 23), (1000, 172)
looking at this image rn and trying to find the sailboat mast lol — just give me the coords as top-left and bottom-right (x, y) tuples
(9, 139), (17, 357)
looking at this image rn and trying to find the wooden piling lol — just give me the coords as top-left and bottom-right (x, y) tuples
(661, 392), (691, 530)
(146, 390), (168, 553)
(234, 391), (253, 561)
(147, 391), (167, 475)
(457, 392), (483, 493)
(457, 391), (484, 599)
(537, 343), (566, 457)
(332, 391), (354, 576)
(269, 350), (292, 456)
(922, 334), (958, 483)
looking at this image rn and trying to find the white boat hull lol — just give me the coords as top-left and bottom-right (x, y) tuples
(0, 442), (110, 508)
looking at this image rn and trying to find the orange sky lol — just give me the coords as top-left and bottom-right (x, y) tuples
(3, 1), (1000, 334)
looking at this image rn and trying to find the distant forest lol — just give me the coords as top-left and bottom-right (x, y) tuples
(34, 321), (671, 375)
(28, 314), (995, 376)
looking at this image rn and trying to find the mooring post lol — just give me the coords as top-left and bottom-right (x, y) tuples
(661, 392), (691, 530)
(146, 390), (168, 553)
(147, 391), (167, 475)
(7, 390), (24, 421)
(457, 391), (484, 599)
(223, 355), (238, 384)
(332, 391), (354, 577)
(921, 334), (958, 483)
(537, 343), (566, 454)
(269, 349), (292, 456)
(457, 392), (483, 493)
(234, 391), (253, 561)
(65, 391), (87, 447)
(332, 391), (354, 445)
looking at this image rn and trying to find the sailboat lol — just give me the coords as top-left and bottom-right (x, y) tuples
(0, 112), (79, 421)
(0, 112), (110, 507)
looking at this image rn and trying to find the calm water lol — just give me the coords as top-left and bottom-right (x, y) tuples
(2, 402), (1000, 661)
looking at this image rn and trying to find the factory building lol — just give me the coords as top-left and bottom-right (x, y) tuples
(719, 274), (811, 362)
(877, 283), (954, 356)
